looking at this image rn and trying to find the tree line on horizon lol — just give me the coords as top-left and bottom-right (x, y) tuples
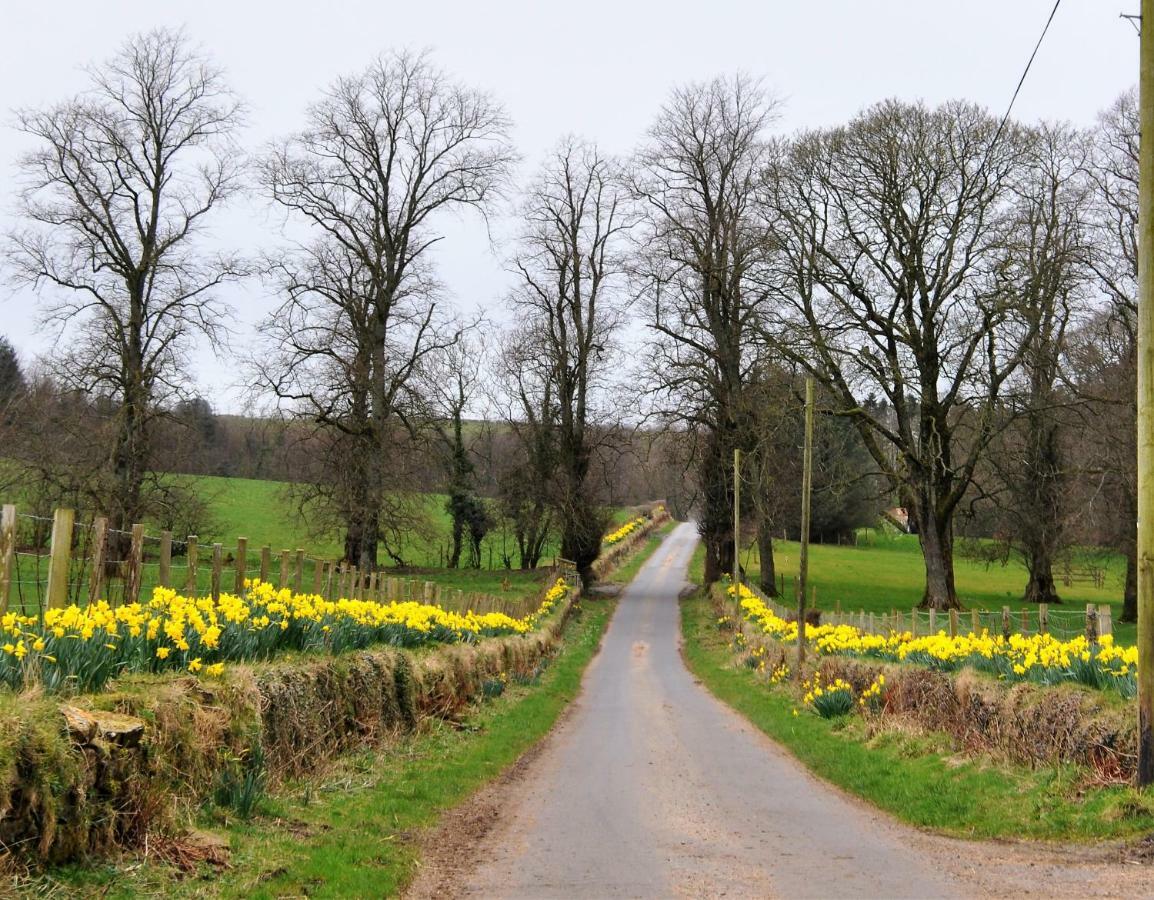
(0, 28), (1138, 607)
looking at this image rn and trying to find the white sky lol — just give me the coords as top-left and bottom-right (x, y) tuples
(0, 0), (1140, 412)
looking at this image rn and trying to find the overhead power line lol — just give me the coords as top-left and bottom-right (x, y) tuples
(991, 0), (1064, 149)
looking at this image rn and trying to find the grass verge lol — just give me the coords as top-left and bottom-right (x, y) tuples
(680, 587), (1154, 842)
(46, 598), (613, 898)
(44, 521), (674, 897)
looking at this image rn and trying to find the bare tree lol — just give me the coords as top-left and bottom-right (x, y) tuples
(493, 326), (557, 570)
(984, 122), (1092, 605)
(764, 100), (1035, 610)
(507, 138), (631, 581)
(1081, 88), (1139, 620)
(257, 51), (515, 570)
(631, 74), (780, 585)
(6, 28), (245, 538)
(424, 331), (489, 569)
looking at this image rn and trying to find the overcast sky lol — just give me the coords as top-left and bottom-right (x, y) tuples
(0, 0), (1140, 412)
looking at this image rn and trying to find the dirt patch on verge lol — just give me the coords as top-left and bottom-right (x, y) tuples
(402, 702), (574, 899)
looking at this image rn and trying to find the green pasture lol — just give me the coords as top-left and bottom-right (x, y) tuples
(704, 529), (1135, 644)
(1, 473), (642, 610)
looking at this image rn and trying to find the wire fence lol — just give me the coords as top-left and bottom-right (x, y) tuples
(746, 579), (1116, 643)
(0, 503), (557, 619)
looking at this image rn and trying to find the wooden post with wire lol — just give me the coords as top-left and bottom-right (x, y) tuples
(733, 448), (742, 594)
(211, 543), (223, 601)
(797, 377), (815, 678)
(234, 537), (248, 594)
(126, 523), (145, 604)
(158, 531), (172, 588)
(185, 535), (198, 594)
(0, 505), (15, 615)
(1137, 0), (1154, 788)
(46, 508), (75, 610)
(88, 516), (108, 606)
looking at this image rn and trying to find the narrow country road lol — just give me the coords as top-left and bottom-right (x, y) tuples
(409, 523), (1154, 899)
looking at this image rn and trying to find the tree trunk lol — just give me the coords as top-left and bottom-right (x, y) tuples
(448, 499), (464, 569)
(757, 518), (778, 596)
(1122, 539), (1138, 623)
(912, 500), (960, 610)
(1023, 542), (1061, 605)
(702, 531), (736, 585)
(699, 426), (737, 586)
(561, 499), (601, 584)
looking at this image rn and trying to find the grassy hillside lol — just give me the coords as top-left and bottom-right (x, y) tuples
(187, 475), (636, 567)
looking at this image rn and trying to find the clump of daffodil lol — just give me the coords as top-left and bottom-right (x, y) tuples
(802, 672), (856, 718)
(725, 581), (1136, 698)
(0, 576), (571, 695)
(602, 516), (650, 547)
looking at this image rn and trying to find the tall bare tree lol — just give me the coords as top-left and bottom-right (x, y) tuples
(632, 75), (780, 585)
(257, 51), (515, 569)
(7, 28), (245, 538)
(764, 100), (1034, 610)
(985, 122), (1091, 605)
(508, 139), (631, 581)
(493, 326), (557, 570)
(1082, 88), (1139, 620)
(424, 331), (488, 569)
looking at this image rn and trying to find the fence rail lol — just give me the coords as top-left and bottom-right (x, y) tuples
(745, 578), (1115, 644)
(0, 503), (549, 619)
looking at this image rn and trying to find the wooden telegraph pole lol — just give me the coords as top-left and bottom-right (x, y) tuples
(1138, 0), (1154, 787)
(797, 378), (815, 675)
(733, 448), (742, 593)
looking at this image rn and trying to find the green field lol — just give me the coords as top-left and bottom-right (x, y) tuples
(2, 474), (643, 611)
(191, 474), (636, 565)
(718, 529), (1134, 644)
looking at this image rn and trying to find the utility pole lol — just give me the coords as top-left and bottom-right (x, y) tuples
(1138, 0), (1154, 788)
(733, 448), (742, 592)
(797, 378), (815, 675)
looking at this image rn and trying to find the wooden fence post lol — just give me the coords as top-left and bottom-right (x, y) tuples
(424, 581), (435, 603)
(1098, 604), (1113, 639)
(928, 608), (937, 634)
(1039, 603), (1049, 635)
(159, 531), (173, 588)
(260, 546), (271, 584)
(1020, 608), (1029, 634)
(185, 535), (199, 594)
(46, 508), (75, 610)
(88, 516), (108, 606)
(294, 549), (305, 593)
(0, 505), (15, 615)
(313, 557), (323, 594)
(949, 608), (958, 638)
(211, 543), (223, 601)
(126, 523), (145, 604)
(911, 607), (919, 637)
(234, 538), (248, 594)
(1086, 603), (1099, 643)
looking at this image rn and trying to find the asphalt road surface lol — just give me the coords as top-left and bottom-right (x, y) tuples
(409, 522), (1153, 899)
